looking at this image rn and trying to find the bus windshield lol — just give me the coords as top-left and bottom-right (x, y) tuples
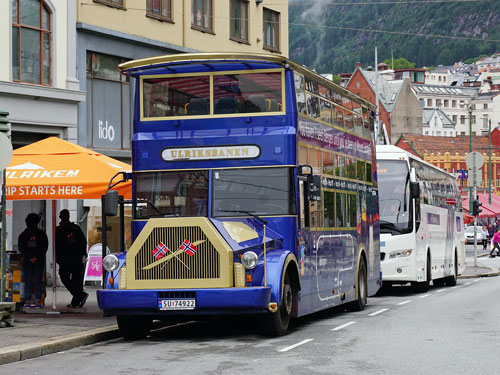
(135, 171), (209, 219)
(377, 160), (412, 234)
(213, 167), (295, 217)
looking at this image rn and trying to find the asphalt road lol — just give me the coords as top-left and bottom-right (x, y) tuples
(4, 268), (500, 375)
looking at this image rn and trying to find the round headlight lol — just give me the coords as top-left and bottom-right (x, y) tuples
(103, 254), (119, 272)
(241, 251), (258, 269)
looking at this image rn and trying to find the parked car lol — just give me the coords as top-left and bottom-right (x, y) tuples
(464, 226), (483, 244)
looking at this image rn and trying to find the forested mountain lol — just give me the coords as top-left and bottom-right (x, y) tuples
(289, 0), (500, 74)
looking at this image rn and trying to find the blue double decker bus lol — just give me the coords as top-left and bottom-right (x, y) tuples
(97, 53), (380, 339)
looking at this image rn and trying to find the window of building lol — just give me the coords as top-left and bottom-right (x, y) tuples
(452, 100), (456, 107)
(460, 115), (465, 125)
(427, 98), (432, 107)
(452, 115), (457, 123)
(230, 0), (248, 42)
(86, 52), (131, 150)
(263, 8), (280, 52)
(93, 0), (124, 8)
(472, 115), (476, 124)
(192, 0), (213, 32)
(12, 0), (51, 85)
(146, 0), (172, 21)
(444, 99), (449, 107)
(484, 103), (488, 109)
(436, 99), (442, 106)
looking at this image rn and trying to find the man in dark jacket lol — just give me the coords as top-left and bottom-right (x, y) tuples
(18, 213), (48, 308)
(55, 209), (88, 308)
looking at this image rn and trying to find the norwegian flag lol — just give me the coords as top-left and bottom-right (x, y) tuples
(180, 239), (197, 257)
(152, 242), (169, 260)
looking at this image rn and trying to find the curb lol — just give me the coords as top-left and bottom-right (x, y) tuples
(0, 325), (119, 366)
(458, 266), (500, 279)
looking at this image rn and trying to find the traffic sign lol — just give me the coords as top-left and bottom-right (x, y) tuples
(466, 152), (484, 170)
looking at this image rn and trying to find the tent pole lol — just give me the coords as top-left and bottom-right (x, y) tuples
(47, 200), (60, 314)
(101, 195), (107, 288)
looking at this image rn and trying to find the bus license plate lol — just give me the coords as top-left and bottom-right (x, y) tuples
(158, 299), (196, 310)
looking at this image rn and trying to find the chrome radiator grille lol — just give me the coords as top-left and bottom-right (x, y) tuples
(135, 226), (220, 281)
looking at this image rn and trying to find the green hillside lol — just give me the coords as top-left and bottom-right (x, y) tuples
(289, 0), (500, 74)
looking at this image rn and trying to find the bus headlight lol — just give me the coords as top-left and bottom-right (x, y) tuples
(103, 254), (119, 272)
(389, 250), (412, 259)
(241, 251), (258, 269)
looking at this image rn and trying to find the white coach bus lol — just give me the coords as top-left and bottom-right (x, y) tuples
(377, 145), (466, 292)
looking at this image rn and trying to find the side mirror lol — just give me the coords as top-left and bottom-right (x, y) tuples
(410, 181), (420, 200)
(104, 190), (119, 216)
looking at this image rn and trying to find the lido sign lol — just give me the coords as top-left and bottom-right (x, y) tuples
(162, 145), (260, 162)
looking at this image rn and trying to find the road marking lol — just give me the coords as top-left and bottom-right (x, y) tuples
(368, 308), (388, 316)
(473, 279), (480, 282)
(279, 339), (314, 352)
(397, 300), (412, 306)
(418, 294), (431, 299)
(436, 289), (446, 293)
(464, 282), (471, 286)
(331, 321), (356, 331)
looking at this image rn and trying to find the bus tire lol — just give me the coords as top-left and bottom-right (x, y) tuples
(445, 252), (458, 287)
(412, 254), (430, 293)
(117, 315), (152, 340)
(261, 273), (293, 336)
(347, 257), (367, 311)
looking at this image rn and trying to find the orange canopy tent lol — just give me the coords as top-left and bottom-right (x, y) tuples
(4, 137), (131, 312)
(5, 137), (131, 200)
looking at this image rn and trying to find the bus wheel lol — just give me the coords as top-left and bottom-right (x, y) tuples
(412, 255), (430, 293)
(347, 257), (367, 311)
(445, 252), (458, 286)
(261, 273), (293, 336)
(117, 315), (152, 340)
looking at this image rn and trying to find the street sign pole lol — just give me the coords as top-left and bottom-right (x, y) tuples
(466, 151), (485, 268)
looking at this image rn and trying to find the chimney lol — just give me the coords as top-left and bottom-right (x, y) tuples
(356, 62), (361, 68)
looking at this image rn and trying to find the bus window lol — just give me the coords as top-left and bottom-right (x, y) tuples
(323, 152), (335, 176)
(320, 99), (332, 124)
(346, 158), (357, 179)
(306, 93), (320, 119)
(294, 72), (307, 115)
(333, 105), (344, 128)
(344, 109), (354, 132)
(308, 148), (322, 175)
(336, 155), (345, 177)
(357, 160), (365, 181)
(335, 192), (346, 227)
(214, 72), (282, 114)
(142, 75), (210, 118)
(347, 194), (357, 228)
(324, 191), (335, 227)
(365, 163), (372, 183)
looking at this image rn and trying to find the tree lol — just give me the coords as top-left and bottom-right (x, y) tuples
(383, 57), (416, 70)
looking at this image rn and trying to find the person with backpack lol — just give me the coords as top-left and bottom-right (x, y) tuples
(55, 209), (89, 308)
(18, 213), (48, 308)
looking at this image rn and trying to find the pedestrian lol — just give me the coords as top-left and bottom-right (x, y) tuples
(18, 213), (48, 308)
(489, 229), (500, 258)
(482, 226), (489, 250)
(488, 223), (495, 242)
(55, 209), (89, 308)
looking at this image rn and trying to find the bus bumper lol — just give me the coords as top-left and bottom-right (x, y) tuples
(381, 256), (416, 282)
(97, 287), (271, 316)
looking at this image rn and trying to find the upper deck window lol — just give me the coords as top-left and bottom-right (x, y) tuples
(143, 75), (210, 118)
(141, 70), (283, 120)
(213, 72), (282, 114)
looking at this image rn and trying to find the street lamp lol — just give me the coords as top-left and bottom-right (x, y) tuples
(489, 119), (492, 204)
(469, 105), (473, 212)
(0, 110), (11, 302)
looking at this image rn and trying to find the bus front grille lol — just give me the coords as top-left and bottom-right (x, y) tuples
(135, 226), (220, 281)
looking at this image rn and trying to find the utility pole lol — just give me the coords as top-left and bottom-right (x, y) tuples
(0, 110), (12, 302)
(375, 47), (381, 144)
(489, 119), (492, 204)
(469, 105), (473, 213)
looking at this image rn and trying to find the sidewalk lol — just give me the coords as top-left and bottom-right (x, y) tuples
(0, 285), (119, 365)
(1, 259), (499, 366)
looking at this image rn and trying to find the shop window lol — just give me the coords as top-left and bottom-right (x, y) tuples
(86, 52), (131, 150)
(12, 0), (51, 85)
(192, 0), (213, 32)
(146, 0), (172, 22)
(263, 8), (280, 52)
(230, 0), (248, 42)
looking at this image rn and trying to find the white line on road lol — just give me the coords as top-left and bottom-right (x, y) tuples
(473, 279), (480, 282)
(397, 300), (413, 306)
(368, 308), (389, 316)
(436, 289), (446, 293)
(331, 321), (357, 331)
(278, 339), (314, 352)
(464, 282), (471, 286)
(418, 294), (431, 299)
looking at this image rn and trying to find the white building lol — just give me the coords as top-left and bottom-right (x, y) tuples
(422, 108), (456, 137)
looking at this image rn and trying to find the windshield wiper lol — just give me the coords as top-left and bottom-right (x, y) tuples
(214, 209), (268, 225)
(379, 220), (403, 234)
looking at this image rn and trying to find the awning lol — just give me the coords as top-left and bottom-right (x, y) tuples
(5, 137), (131, 200)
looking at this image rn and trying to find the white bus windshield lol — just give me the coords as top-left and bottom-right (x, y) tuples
(377, 160), (412, 234)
